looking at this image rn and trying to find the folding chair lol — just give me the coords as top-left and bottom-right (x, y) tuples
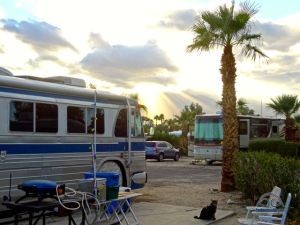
(238, 186), (283, 225)
(257, 193), (292, 225)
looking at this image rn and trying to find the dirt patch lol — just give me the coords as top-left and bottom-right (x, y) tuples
(136, 182), (250, 217)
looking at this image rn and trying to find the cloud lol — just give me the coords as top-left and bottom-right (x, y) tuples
(81, 33), (177, 85)
(1, 19), (77, 52)
(258, 71), (300, 86)
(27, 54), (66, 68)
(88, 32), (110, 49)
(159, 9), (197, 30)
(163, 89), (219, 117)
(254, 21), (300, 51)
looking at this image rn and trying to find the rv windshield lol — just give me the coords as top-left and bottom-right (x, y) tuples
(194, 118), (223, 145)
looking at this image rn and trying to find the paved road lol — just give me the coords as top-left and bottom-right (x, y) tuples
(145, 157), (222, 185)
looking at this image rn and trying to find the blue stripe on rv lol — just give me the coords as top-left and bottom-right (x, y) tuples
(0, 142), (145, 154)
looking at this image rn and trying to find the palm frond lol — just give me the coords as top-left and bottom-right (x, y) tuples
(187, 0), (267, 60)
(235, 33), (262, 45)
(241, 44), (269, 61)
(267, 95), (300, 118)
(232, 12), (251, 33)
(201, 11), (224, 31)
(240, 1), (260, 17)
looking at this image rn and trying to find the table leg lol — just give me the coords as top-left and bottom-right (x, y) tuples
(14, 213), (18, 225)
(28, 213), (33, 225)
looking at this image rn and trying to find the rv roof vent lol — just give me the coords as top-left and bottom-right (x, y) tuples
(0, 67), (14, 76)
(18, 75), (86, 88)
(46, 76), (86, 88)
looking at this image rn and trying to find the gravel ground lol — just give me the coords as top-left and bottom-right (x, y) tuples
(135, 157), (252, 225)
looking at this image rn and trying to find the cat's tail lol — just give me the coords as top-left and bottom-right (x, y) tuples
(194, 216), (200, 219)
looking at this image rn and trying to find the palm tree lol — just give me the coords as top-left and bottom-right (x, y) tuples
(217, 98), (255, 115)
(165, 118), (180, 131)
(267, 94), (300, 140)
(158, 114), (165, 124)
(188, 2), (267, 191)
(129, 93), (148, 115)
(267, 95), (300, 120)
(236, 98), (255, 115)
(154, 115), (159, 126)
(175, 102), (204, 135)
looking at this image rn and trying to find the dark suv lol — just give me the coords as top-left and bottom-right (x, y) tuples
(145, 141), (180, 161)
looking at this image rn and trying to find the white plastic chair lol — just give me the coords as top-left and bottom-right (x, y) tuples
(238, 186), (283, 225)
(257, 193), (292, 225)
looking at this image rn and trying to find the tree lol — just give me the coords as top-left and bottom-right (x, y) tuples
(129, 93), (148, 115)
(188, 2), (267, 191)
(142, 116), (154, 134)
(165, 118), (180, 131)
(267, 95), (300, 119)
(237, 99), (254, 115)
(154, 115), (159, 126)
(175, 103), (204, 153)
(175, 103), (204, 134)
(267, 94), (300, 140)
(295, 114), (300, 124)
(158, 114), (165, 124)
(217, 98), (255, 115)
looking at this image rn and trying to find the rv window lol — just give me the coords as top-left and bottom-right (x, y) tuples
(87, 108), (105, 134)
(115, 109), (127, 137)
(251, 125), (269, 138)
(10, 101), (34, 132)
(36, 103), (58, 133)
(239, 121), (248, 135)
(130, 110), (143, 137)
(158, 142), (167, 147)
(67, 106), (85, 133)
(272, 126), (278, 133)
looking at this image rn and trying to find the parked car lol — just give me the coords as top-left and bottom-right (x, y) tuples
(145, 141), (180, 161)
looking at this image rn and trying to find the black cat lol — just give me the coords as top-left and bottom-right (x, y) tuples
(194, 200), (217, 220)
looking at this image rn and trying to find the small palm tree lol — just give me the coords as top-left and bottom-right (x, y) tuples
(267, 94), (300, 140)
(188, 1), (267, 191)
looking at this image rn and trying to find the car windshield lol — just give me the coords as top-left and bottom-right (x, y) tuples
(146, 142), (155, 147)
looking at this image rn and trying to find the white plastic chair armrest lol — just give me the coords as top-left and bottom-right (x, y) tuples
(252, 209), (282, 216)
(258, 215), (282, 221)
(257, 222), (276, 225)
(246, 206), (258, 211)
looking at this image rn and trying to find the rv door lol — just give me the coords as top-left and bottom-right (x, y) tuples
(239, 119), (250, 149)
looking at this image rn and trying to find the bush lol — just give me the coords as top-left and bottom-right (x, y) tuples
(233, 151), (300, 220)
(146, 132), (184, 153)
(249, 139), (299, 157)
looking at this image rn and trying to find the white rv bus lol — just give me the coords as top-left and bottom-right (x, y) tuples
(193, 114), (284, 164)
(0, 74), (147, 204)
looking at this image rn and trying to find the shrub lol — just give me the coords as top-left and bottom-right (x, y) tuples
(249, 139), (299, 157)
(233, 151), (300, 220)
(146, 132), (183, 153)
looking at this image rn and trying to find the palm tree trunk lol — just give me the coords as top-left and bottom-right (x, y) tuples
(220, 44), (239, 192)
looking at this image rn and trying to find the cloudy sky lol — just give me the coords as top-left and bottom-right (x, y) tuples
(0, 0), (299, 119)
